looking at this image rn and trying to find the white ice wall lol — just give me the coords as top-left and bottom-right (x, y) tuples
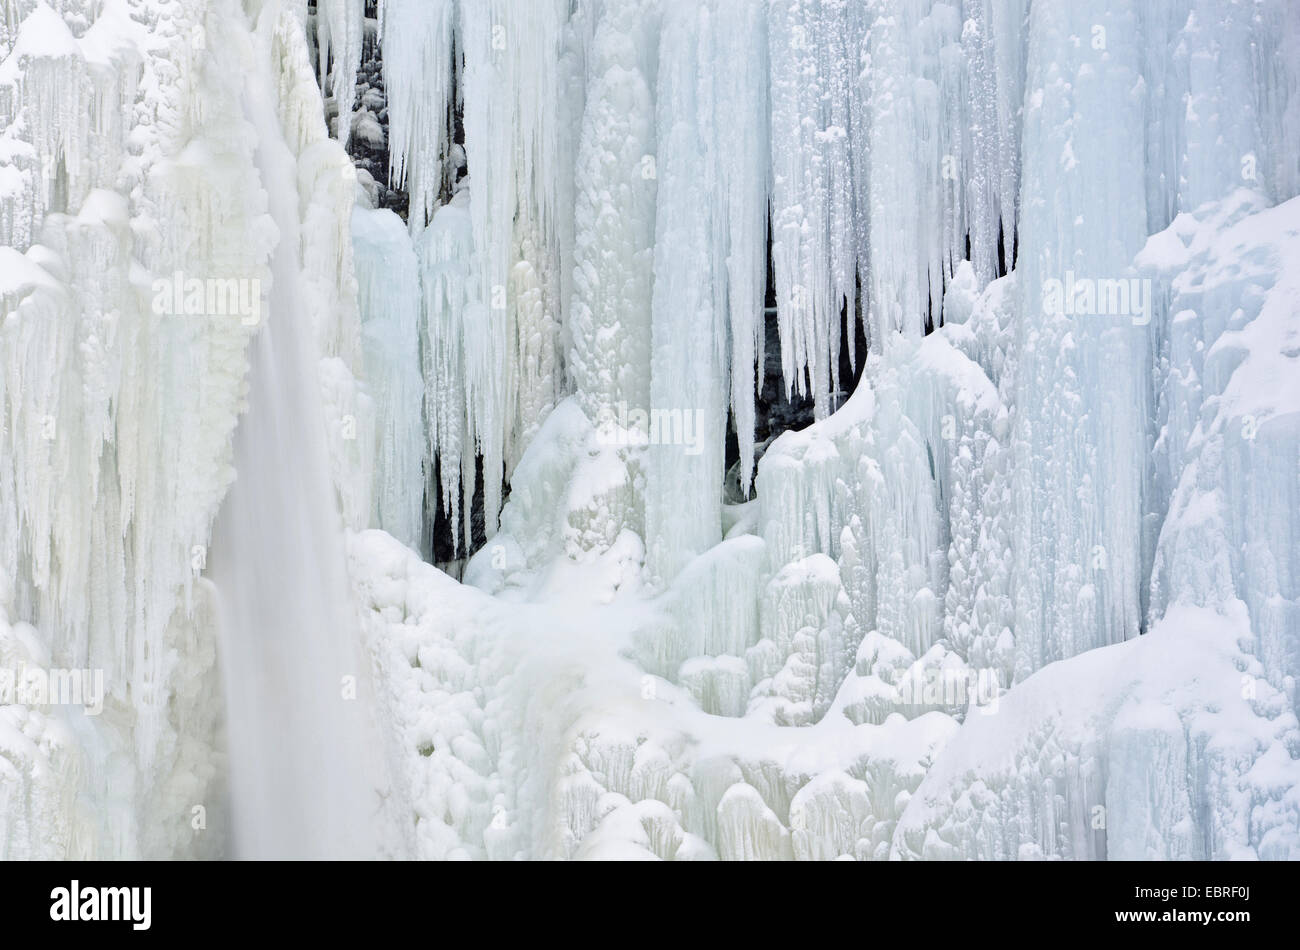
(359, 0), (1299, 861)
(5, 0), (1298, 861)
(1, 0), (373, 858)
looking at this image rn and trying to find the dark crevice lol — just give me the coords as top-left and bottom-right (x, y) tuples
(927, 219), (1020, 330)
(425, 456), (508, 576)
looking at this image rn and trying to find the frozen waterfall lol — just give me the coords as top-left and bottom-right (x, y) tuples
(206, 39), (382, 860)
(0, 0), (1297, 863)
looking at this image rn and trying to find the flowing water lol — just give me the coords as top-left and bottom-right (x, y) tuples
(206, 50), (382, 860)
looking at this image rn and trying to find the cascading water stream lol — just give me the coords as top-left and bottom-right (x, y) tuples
(206, 39), (383, 860)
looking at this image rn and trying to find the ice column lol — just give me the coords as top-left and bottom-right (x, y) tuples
(354, 206), (424, 549)
(568, 0), (658, 423)
(381, 0), (455, 232)
(645, 0), (725, 583)
(1010, 0), (1150, 676)
(768, 0), (856, 413)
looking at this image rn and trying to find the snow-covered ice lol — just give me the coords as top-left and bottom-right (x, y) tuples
(1, 0), (1297, 860)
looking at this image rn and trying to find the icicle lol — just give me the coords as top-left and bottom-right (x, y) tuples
(860, 0), (965, 343)
(961, 0), (1029, 287)
(458, 0), (569, 535)
(381, 0), (453, 231)
(314, 0), (364, 146)
(767, 0), (856, 414)
(417, 194), (477, 554)
(709, 0), (768, 497)
(0, 1), (89, 246)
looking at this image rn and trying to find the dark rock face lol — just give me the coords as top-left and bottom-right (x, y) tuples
(347, 32), (409, 218)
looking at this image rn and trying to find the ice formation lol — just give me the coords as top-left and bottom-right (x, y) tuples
(0, 0), (383, 858)
(2, 0), (1298, 861)
(354, 204), (422, 548)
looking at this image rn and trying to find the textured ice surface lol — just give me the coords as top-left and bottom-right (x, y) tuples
(3, 0), (1299, 860)
(0, 0), (378, 857)
(342, 0), (1298, 861)
(353, 206), (423, 548)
